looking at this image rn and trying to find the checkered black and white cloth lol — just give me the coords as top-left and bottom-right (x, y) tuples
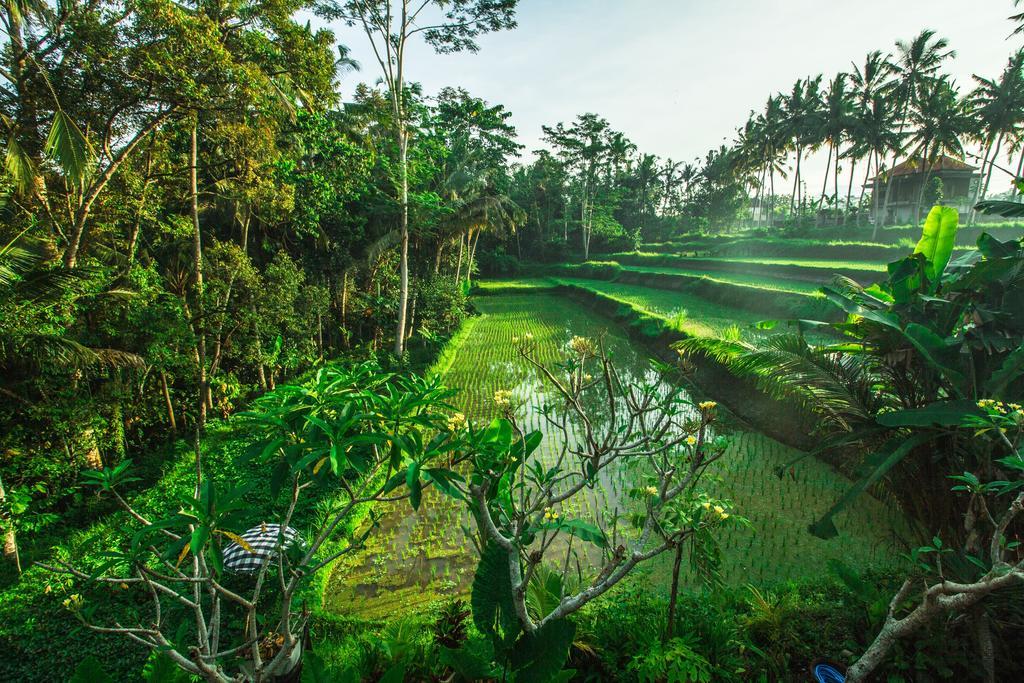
(222, 523), (302, 574)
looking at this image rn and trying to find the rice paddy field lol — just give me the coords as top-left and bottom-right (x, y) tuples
(618, 264), (828, 295)
(324, 289), (906, 619)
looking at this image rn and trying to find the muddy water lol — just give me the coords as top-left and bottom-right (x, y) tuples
(322, 292), (906, 619)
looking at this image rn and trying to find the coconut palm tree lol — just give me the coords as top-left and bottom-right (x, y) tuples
(881, 30), (956, 223)
(847, 51), (896, 222)
(905, 77), (976, 224)
(847, 93), (902, 233)
(782, 76), (823, 220)
(816, 73), (854, 221)
(968, 49), (1024, 223)
(445, 192), (525, 286)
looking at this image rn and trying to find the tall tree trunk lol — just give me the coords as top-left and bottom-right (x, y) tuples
(872, 155), (885, 240)
(340, 270), (350, 348)
(407, 293), (417, 341)
(969, 136), (995, 226)
(879, 101), (910, 230)
(845, 154), (857, 226)
(580, 190), (588, 260)
(454, 233), (464, 284)
(394, 126), (410, 357)
(467, 230), (481, 286)
(818, 143), (833, 213)
(833, 144), (841, 225)
(0, 473), (22, 575)
(434, 239), (444, 274)
(981, 134), (1005, 203)
(755, 164), (767, 228)
(189, 121), (207, 434)
(790, 146), (803, 220)
(915, 158), (933, 227)
(858, 155), (873, 228)
(160, 370), (176, 433)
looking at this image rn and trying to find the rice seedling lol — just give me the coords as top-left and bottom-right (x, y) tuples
(323, 290), (906, 618)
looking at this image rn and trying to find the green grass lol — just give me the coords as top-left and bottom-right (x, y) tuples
(617, 265), (826, 295)
(324, 290), (905, 618)
(473, 277), (558, 293)
(680, 255), (886, 271)
(550, 277), (764, 338)
(549, 261), (838, 322)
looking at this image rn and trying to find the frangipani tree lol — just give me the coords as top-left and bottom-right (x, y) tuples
(43, 362), (465, 682)
(433, 336), (740, 678)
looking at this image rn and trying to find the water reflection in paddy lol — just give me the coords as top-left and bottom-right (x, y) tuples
(322, 292), (906, 618)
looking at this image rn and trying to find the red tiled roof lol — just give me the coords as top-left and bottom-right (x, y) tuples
(873, 155), (976, 180)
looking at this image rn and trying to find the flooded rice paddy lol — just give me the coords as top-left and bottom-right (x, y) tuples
(322, 292), (906, 618)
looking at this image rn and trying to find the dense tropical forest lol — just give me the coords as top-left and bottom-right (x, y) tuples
(3, 0), (1024, 680)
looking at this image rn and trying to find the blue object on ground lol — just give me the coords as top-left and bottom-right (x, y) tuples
(813, 663), (846, 683)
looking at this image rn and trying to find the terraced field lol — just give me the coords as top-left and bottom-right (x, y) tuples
(609, 252), (883, 284)
(324, 290), (905, 618)
(549, 277), (765, 336)
(618, 264), (826, 295)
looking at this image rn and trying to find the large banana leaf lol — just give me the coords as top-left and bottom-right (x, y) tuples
(986, 343), (1024, 397)
(913, 205), (959, 284)
(809, 432), (934, 539)
(875, 400), (982, 427)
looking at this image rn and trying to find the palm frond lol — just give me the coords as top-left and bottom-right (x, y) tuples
(675, 333), (876, 430)
(4, 136), (36, 196)
(0, 244), (38, 287)
(11, 334), (144, 371)
(10, 267), (93, 304)
(44, 110), (94, 186)
(364, 229), (401, 265)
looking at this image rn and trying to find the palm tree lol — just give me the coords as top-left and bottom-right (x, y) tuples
(444, 192), (525, 286)
(1, 229), (143, 572)
(761, 95), (788, 228)
(633, 153), (660, 235)
(968, 50), (1024, 223)
(905, 77), (976, 224)
(848, 51), (896, 223)
(881, 30), (956, 223)
(659, 158), (683, 215)
(782, 76), (823, 220)
(1011, 0), (1024, 38)
(848, 93), (902, 233)
(816, 73), (854, 222)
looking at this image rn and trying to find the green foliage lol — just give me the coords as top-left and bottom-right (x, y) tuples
(70, 657), (113, 683)
(628, 636), (713, 683)
(140, 653), (196, 683)
(677, 207), (1024, 538)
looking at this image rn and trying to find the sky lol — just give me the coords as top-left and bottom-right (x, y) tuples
(318, 1), (1021, 190)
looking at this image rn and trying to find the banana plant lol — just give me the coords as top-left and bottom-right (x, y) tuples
(676, 204), (1024, 539)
